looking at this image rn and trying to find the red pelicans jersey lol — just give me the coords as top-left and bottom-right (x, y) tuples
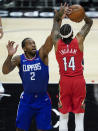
(56, 38), (83, 77)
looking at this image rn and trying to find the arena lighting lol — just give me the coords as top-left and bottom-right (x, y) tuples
(9, 11), (54, 17)
(39, 12), (54, 17)
(0, 10), (98, 18)
(10, 12), (23, 17)
(0, 10), (8, 16)
(86, 11), (98, 17)
(24, 11), (39, 17)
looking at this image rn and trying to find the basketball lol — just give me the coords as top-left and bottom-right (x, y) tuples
(67, 5), (85, 22)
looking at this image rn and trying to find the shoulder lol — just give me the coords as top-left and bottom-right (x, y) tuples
(13, 55), (20, 60)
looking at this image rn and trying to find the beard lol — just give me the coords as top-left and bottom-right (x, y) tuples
(25, 50), (36, 58)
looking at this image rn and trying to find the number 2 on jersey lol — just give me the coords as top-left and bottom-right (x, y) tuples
(63, 57), (75, 71)
(30, 72), (35, 80)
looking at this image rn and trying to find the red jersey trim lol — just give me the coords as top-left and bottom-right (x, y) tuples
(23, 54), (36, 61)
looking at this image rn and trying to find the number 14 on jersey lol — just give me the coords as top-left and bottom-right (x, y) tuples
(63, 57), (75, 71)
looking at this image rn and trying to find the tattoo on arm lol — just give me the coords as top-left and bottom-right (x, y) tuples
(51, 7), (65, 46)
(41, 5), (66, 55)
(79, 15), (93, 39)
(2, 55), (20, 74)
(52, 20), (61, 46)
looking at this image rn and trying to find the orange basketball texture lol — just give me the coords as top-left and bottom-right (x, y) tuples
(67, 5), (85, 22)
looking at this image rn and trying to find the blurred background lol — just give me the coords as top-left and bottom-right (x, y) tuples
(0, 0), (98, 131)
(0, 0), (98, 17)
(0, 0), (98, 18)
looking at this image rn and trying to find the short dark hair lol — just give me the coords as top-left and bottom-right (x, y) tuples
(21, 38), (30, 48)
(60, 24), (73, 44)
(60, 24), (72, 38)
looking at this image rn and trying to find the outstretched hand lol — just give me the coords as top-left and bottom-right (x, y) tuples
(54, 3), (72, 21)
(6, 41), (19, 56)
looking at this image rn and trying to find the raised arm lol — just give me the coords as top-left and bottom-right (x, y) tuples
(76, 15), (93, 51)
(51, 4), (71, 51)
(51, 8), (64, 49)
(39, 3), (71, 65)
(2, 41), (20, 74)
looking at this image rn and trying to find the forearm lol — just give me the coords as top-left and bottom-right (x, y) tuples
(84, 15), (93, 25)
(54, 10), (64, 27)
(2, 55), (15, 74)
(51, 20), (60, 45)
(51, 13), (63, 46)
(78, 15), (93, 39)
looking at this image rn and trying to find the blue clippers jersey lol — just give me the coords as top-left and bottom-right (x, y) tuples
(19, 51), (49, 94)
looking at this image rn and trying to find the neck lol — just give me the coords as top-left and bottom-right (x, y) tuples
(24, 52), (36, 59)
(62, 37), (73, 44)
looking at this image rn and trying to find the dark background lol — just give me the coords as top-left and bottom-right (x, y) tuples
(0, 0), (98, 131)
(0, 0), (98, 18)
(0, 83), (98, 131)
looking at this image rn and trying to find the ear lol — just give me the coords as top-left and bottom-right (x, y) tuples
(23, 47), (26, 52)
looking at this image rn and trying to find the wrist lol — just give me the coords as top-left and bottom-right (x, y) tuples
(54, 9), (64, 22)
(58, 9), (64, 19)
(8, 54), (13, 58)
(54, 13), (62, 21)
(54, 16), (62, 22)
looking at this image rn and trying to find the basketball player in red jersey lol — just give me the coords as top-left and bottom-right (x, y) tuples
(52, 6), (93, 131)
(0, 17), (3, 39)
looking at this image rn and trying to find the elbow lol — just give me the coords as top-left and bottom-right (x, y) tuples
(84, 15), (93, 26)
(90, 19), (93, 26)
(90, 18), (93, 26)
(2, 71), (8, 74)
(2, 68), (9, 74)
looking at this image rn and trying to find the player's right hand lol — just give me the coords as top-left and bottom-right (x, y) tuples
(6, 40), (19, 56)
(60, 3), (72, 19)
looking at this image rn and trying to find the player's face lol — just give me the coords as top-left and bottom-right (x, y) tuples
(24, 38), (37, 55)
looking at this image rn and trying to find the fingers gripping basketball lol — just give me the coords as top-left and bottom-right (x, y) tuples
(67, 5), (85, 22)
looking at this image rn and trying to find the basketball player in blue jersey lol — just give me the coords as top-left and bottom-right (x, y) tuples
(2, 4), (71, 131)
(3, 38), (52, 131)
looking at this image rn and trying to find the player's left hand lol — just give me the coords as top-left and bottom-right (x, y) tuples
(54, 3), (72, 21)
(60, 3), (72, 19)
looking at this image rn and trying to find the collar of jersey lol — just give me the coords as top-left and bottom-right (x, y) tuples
(24, 54), (36, 61)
